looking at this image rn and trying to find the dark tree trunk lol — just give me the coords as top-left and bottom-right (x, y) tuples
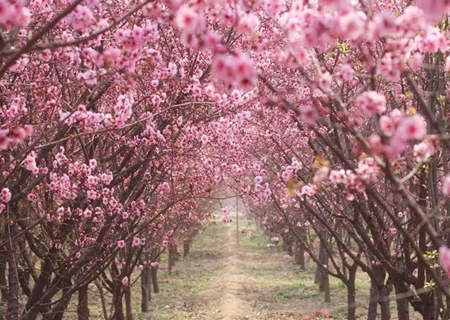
(77, 284), (89, 320)
(23, 257), (54, 320)
(151, 265), (159, 293)
(367, 278), (379, 320)
(420, 291), (436, 320)
(379, 285), (391, 320)
(6, 224), (19, 320)
(347, 266), (357, 320)
(168, 244), (178, 274)
(95, 281), (108, 320)
(124, 286), (133, 320)
(316, 238), (329, 302)
(394, 283), (409, 320)
(46, 281), (72, 320)
(323, 269), (330, 303)
(183, 240), (191, 257)
(294, 241), (306, 270)
(112, 286), (125, 320)
(141, 266), (151, 312)
(369, 265), (391, 320)
(0, 247), (7, 311)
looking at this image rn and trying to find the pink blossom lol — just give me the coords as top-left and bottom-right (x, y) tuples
(355, 91), (386, 117)
(1, 188), (11, 203)
(420, 26), (448, 53)
(121, 276), (129, 287)
(89, 159), (97, 169)
(237, 13), (260, 34)
(78, 70), (97, 86)
(439, 246), (450, 278)
(27, 193), (37, 202)
(200, 134), (209, 145)
(313, 167), (330, 185)
(0, 1), (30, 30)
(212, 53), (256, 90)
(443, 175), (450, 197)
(339, 11), (365, 41)
(117, 240), (126, 248)
(395, 115), (427, 141)
(379, 116), (395, 136)
(300, 105), (318, 126)
(413, 139), (435, 162)
(175, 5), (204, 33)
(132, 237), (142, 247)
(67, 5), (95, 31)
(84, 209), (93, 218)
(418, 0), (450, 22)
(159, 182), (170, 194)
(254, 176), (263, 184)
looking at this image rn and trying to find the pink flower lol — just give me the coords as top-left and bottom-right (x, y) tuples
(150, 261), (159, 267)
(212, 53), (256, 90)
(395, 115), (427, 141)
(27, 193), (36, 202)
(443, 175), (450, 197)
(84, 209), (92, 218)
(300, 105), (318, 126)
(413, 139), (435, 162)
(237, 13), (260, 34)
(313, 167), (330, 185)
(1, 188), (11, 203)
(132, 237), (142, 247)
(379, 116), (395, 136)
(0, 1), (30, 30)
(175, 5), (204, 33)
(254, 176), (263, 184)
(117, 240), (126, 248)
(439, 246), (450, 278)
(89, 159), (97, 169)
(121, 276), (129, 287)
(418, 0), (450, 22)
(200, 134), (209, 145)
(78, 70), (97, 86)
(355, 91), (386, 117)
(159, 182), (170, 194)
(339, 11), (365, 41)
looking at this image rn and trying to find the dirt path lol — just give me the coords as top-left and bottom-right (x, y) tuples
(146, 216), (374, 320)
(216, 223), (256, 319)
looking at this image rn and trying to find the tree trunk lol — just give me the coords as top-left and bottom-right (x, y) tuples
(46, 281), (72, 320)
(183, 240), (191, 257)
(347, 267), (357, 320)
(6, 223), (19, 320)
(151, 265), (159, 293)
(95, 281), (108, 320)
(379, 285), (391, 320)
(141, 267), (150, 312)
(77, 284), (89, 320)
(367, 278), (378, 320)
(315, 242), (324, 287)
(420, 291), (436, 320)
(394, 283), (409, 320)
(112, 286), (125, 320)
(0, 248), (7, 316)
(168, 244), (178, 274)
(124, 286), (133, 320)
(294, 241), (306, 270)
(323, 269), (331, 303)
